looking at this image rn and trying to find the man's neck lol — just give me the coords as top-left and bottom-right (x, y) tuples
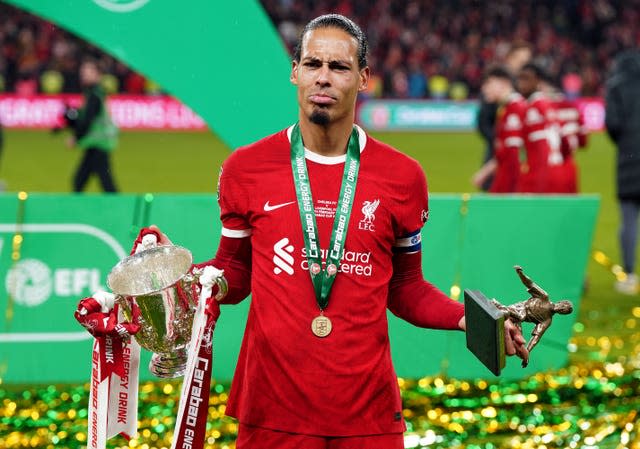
(298, 117), (354, 157)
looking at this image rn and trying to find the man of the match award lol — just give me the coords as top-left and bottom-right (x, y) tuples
(464, 266), (574, 376)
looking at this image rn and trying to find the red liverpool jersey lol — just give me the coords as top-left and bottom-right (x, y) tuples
(555, 97), (588, 193)
(217, 126), (435, 436)
(490, 93), (526, 193)
(518, 92), (559, 193)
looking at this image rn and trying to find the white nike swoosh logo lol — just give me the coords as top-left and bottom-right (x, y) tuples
(264, 200), (296, 212)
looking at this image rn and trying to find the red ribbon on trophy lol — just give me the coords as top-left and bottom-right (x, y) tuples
(171, 266), (222, 449)
(75, 292), (141, 449)
(76, 228), (226, 449)
(75, 230), (153, 448)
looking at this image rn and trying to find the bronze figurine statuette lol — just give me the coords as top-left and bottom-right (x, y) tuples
(491, 265), (573, 367)
(464, 266), (574, 375)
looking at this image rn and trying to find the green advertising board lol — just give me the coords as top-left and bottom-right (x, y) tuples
(358, 100), (480, 131)
(0, 194), (598, 384)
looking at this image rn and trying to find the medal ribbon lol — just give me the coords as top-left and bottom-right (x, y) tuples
(290, 123), (360, 310)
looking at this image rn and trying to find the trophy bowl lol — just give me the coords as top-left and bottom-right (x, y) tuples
(107, 245), (200, 378)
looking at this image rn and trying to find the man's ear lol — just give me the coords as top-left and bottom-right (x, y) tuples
(290, 61), (299, 85)
(358, 66), (370, 92)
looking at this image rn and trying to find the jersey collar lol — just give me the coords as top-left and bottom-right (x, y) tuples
(507, 92), (523, 103)
(529, 91), (546, 102)
(286, 124), (367, 165)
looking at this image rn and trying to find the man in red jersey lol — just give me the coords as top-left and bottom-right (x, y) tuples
(473, 67), (526, 193)
(539, 72), (589, 194)
(516, 63), (562, 193)
(139, 15), (528, 449)
(555, 94), (588, 193)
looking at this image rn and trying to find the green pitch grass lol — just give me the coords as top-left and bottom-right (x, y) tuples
(1, 128), (638, 364)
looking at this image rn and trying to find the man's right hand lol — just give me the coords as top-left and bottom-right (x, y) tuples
(74, 291), (140, 338)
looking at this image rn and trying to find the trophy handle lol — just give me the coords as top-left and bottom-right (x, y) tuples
(116, 295), (133, 322)
(213, 272), (228, 301)
(188, 265), (228, 303)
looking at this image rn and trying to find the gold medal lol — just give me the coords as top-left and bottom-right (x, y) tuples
(311, 315), (332, 337)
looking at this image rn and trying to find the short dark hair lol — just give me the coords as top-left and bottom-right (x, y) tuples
(540, 68), (556, 86)
(520, 62), (546, 80)
(293, 14), (368, 69)
(484, 65), (514, 83)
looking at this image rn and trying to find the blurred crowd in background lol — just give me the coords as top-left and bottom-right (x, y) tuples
(0, 2), (156, 96)
(0, 0), (639, 99)
(266, 0), (639, 99)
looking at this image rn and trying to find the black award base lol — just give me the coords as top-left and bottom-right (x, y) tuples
(464, 289), (506, 376)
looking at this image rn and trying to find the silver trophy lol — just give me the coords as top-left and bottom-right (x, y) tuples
(107, 245), (226, 378)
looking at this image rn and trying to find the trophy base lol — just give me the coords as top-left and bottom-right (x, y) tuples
(149, 350), (188, 378)
(464, 289), (506, 376)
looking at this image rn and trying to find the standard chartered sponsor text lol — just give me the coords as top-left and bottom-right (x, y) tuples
(301, 247), (373, 276)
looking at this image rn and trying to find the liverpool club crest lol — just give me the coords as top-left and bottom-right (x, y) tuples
(359, 199), (380, 232)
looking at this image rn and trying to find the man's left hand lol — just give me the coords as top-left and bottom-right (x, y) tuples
(504, 319), (529, 364)
(458, 316), (530, 365)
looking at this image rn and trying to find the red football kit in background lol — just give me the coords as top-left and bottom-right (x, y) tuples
(216, 126), (464, 437)
(518, 92), (557, 193)
(490, 93), (526, 193)
(555, 96), (588, 193)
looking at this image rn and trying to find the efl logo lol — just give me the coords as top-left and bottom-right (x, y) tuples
(5, 259), (52, 307)
(273, 238), (294, 275)
(5, 258), (104, 307)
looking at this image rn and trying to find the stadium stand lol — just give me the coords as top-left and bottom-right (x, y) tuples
(0, 0), (638, 98)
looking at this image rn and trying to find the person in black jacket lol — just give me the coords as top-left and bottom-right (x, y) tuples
(605, 49), (640, 295)
(66, 59), (119, 192)
(476, 94), (498, 191)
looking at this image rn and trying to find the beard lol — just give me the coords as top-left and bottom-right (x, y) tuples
(309, 108), (330, 126)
